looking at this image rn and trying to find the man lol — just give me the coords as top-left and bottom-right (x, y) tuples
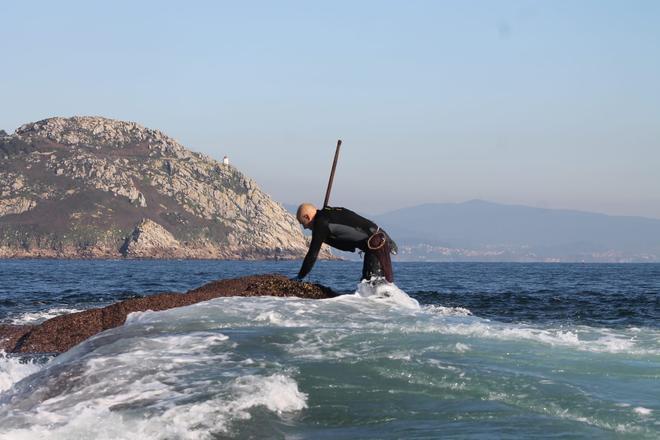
(294, 203), (397, 283)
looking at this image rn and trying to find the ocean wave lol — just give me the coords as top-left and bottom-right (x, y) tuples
(398, 319), (660, 356)
(353, 279), (421, 309)
(0, 351), (47, 393)
(425, 304), (473, 316)
(0, 327), (307, 440)
(0, 373), (306, 440)
(1, 285), (658, 439)
(6, 308), (83, 325)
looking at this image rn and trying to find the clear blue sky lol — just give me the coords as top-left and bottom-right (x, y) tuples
(2, 1), (659, 218)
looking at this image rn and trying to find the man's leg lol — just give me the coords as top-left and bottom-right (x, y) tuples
(362, 251), (383, 281)
(366, 231), (394, 283)
(375, 247), (394, 282)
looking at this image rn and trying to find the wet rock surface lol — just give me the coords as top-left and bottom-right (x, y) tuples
(0, 274), (337, 354)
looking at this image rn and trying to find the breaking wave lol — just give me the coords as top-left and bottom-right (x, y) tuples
(1, 282), (658, 439)
(6, 308), (83, 325)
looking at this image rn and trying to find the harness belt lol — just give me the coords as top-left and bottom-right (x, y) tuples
(367, 227), (386, 250)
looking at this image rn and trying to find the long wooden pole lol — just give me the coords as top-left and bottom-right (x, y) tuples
(323, 139), (342, 208)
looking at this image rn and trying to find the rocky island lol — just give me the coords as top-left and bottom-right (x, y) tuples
(0, 116), (329, 259)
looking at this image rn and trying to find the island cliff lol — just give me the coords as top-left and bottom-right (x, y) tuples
(0, 116), (328, 259)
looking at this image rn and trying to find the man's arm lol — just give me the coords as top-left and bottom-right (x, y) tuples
(297, 216), (329, 279)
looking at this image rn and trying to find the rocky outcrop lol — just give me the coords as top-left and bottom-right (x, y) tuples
(0, 116), (332, 259)
(0, 197), (36, 217)
(0, 274), (338, 354)
(119, 218), (181, 257)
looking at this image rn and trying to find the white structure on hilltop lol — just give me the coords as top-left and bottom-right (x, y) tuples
(223, 155), (229, 165)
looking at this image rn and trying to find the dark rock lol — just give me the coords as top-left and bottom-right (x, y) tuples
(0, 274), (337, 354)
(0, 325), (31, 352)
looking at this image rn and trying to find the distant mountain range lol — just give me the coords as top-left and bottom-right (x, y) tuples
(286, 200), (660, 262)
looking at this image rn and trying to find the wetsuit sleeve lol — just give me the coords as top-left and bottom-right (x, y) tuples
(297, 215), (329, 279)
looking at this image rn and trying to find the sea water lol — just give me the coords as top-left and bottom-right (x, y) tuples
(0, 260), (658, 439)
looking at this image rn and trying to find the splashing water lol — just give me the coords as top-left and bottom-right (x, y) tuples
(353, 278), (421, 309)
(0, 352), (45, 394)
(1, 280), (658, 439)
(8, 308), (83, 325)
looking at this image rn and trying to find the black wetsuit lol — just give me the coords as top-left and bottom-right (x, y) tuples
(297, 206), (396, 281)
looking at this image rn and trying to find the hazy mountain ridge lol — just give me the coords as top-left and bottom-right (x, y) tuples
(0, 116), (328, 259)
(373, 200), (660, 262)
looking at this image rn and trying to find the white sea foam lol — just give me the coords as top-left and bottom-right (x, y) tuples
(230, 373), (308, 413)
(397, 317), (659, 355)
(353, 278), (420, 310)
(454, 342), (471, 353)
(8, 308), (83, 325)
(388, 351), (412, 361)
(634, 407), (653, 416)
(255, 310), (306, 327)
(0, 351), (45, 393)
(283, 330), (360, 360)
(0, 373), (307, 440)
(2, 288), (658, 439)
(0, 326), (306, 439)
(199, 286), (657, 357)
(425, 305), (472, 316)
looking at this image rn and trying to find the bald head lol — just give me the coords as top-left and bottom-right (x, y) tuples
(296, 203), (317, 230)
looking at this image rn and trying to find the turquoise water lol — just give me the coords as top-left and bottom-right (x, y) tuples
(1, 261), (659, 439)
